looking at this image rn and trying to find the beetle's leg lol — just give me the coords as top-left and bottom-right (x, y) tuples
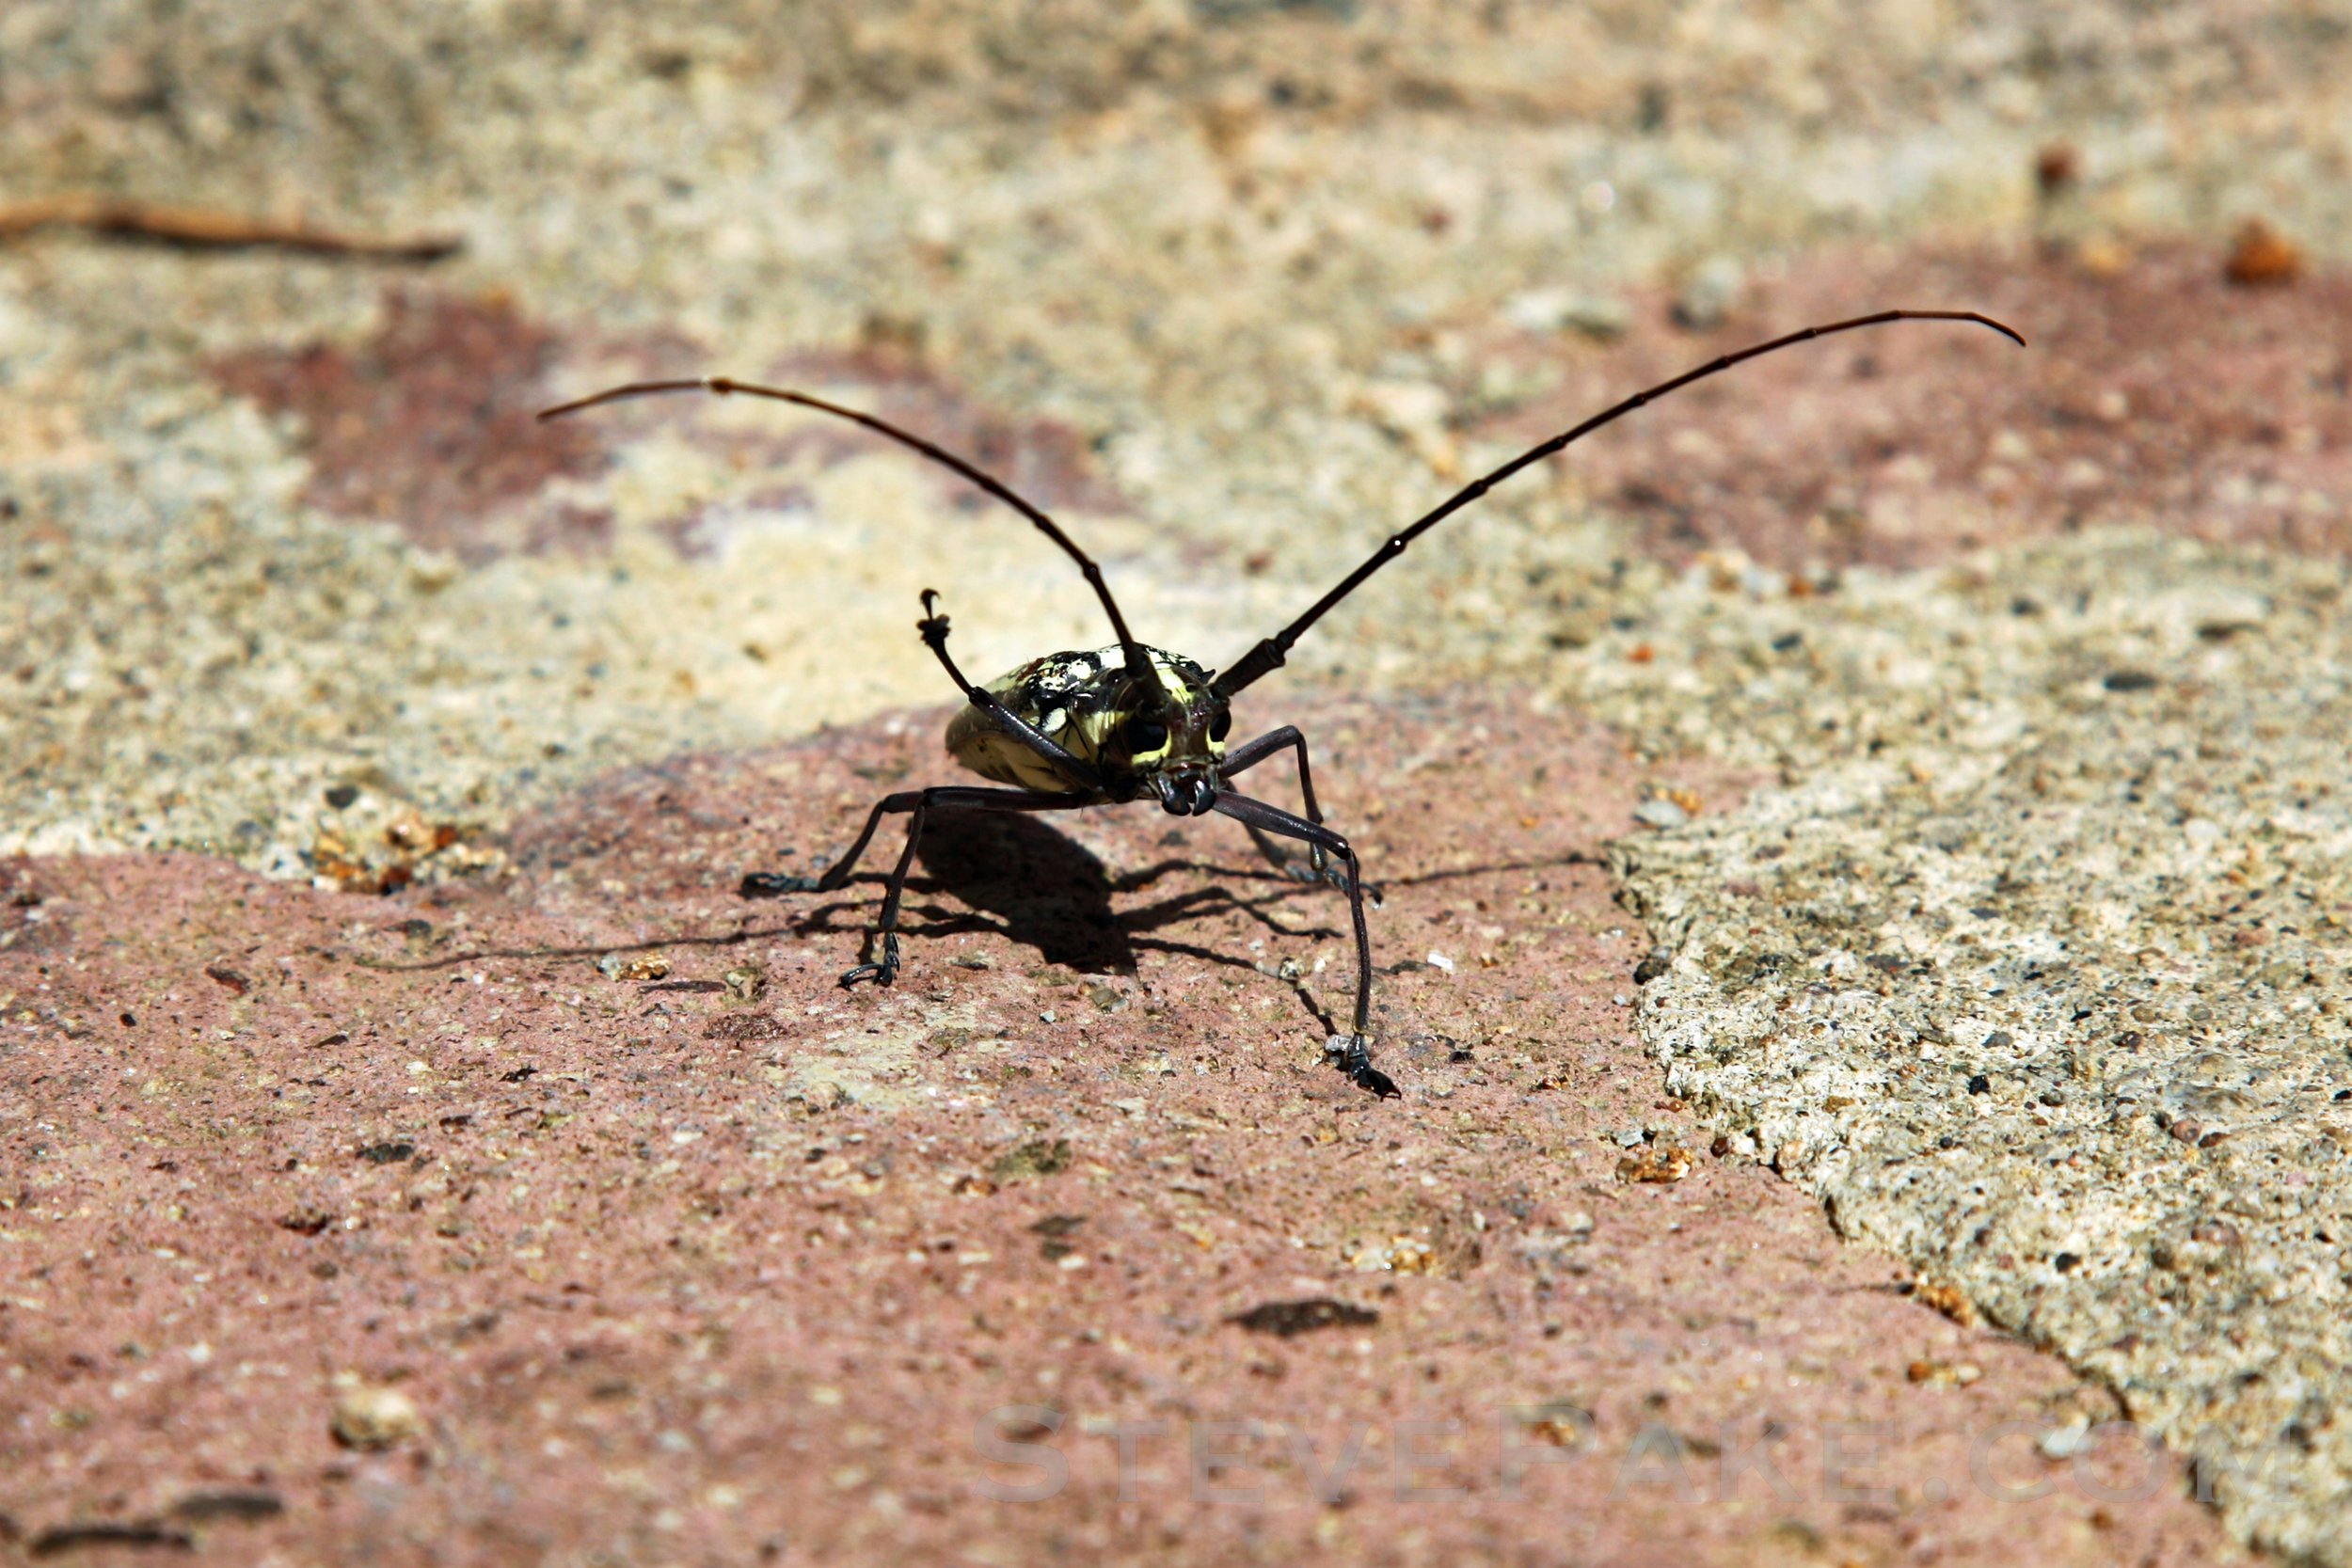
(1220, 725), (1358, 894)
(1208, 789), (1396, 1099)
(740, 790), (905, 899)
(748, 784), (1093, 988)
(1223, 728), (1336, 888)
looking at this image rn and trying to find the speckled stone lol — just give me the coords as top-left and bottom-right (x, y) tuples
(1599, 534), (2352, 1561)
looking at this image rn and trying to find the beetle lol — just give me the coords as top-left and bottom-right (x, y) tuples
(542, 307), (2022, 1097)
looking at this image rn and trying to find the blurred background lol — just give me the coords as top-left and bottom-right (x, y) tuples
(5, 0), (2348, 872)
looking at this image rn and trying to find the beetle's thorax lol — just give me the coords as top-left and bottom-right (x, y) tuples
(945, 645), (1232, 807)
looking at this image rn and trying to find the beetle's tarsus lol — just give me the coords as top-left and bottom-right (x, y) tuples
(1327, 1034), (1398, 1099)
(840, 935), (901, 989)
(741, 872), (823, 897)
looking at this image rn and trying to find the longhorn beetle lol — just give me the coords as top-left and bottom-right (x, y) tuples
(542, 308), (2023, 1097)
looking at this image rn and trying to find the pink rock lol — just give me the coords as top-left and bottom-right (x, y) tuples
(0, 693), (2241, 1563)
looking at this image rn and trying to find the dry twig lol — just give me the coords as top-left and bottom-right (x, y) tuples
(0, 195), (460, 261)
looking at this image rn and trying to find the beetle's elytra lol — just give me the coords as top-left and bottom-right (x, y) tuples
(542, 308), (2024, 1098)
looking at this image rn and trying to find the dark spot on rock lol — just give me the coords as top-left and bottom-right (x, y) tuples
(991, 1138), (1073, 1180)
(704, 1013), (785, 1041)
(739, 872), (818, 899)
(1029, 1213), (1087, 1260)
(325, 784), (360, 809)
(500, 1066), (538, 1083)
(170, 1495), (284, 1523)
(2035, 143), (2079, 195)
(2054, 1251), (2081, 1273)
(356, 1140), (416, 1164)
(1967, 1074), (1991, 1095)
(278, 1207), (334, 1236)
(202, 964), (250, 995)
(1633, 949), (1670, 984)
(2103, 670), (2160, 692)
(208, 289), (607, 562)
(1227, 1298), (1379, 1338)
(312, 1031), (349, 1049)
(28, 1520), (194, 1557)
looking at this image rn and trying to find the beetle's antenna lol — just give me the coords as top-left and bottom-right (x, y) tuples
(1213, 309), (2025, 699)
(539, 377), (1159, 689)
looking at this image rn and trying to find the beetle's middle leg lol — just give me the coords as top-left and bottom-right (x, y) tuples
(746, 784), (1092, 988)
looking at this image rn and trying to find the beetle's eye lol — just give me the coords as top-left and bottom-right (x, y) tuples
(1208, 710), (1232, 741)
(1123, 716), (1170, 752)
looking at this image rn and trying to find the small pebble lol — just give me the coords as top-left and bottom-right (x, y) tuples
(330, 1383), (422, 1450)
(1672, 257), (1743, 329)
(1632, 799), (1690, 830)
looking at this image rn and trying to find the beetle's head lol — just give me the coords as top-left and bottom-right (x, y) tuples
(1102, 661), (1231, 816)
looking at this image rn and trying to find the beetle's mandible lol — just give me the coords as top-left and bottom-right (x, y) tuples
(541, 308), (2024, 1098)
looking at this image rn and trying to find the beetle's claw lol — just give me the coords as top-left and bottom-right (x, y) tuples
(840, 935), (901, 989)
(1327, 1034), (1399, 1099)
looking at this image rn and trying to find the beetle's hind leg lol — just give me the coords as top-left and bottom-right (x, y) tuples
(1208, 788), (1397, 1099)
(740, 790), (908, 901)
(747, 784), (1093, 989)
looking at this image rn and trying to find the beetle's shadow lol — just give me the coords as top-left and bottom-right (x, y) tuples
(911, 808), (1136, 973)
(785, 808), (1351, 977)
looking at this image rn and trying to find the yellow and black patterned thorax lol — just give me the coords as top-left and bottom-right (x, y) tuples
(946, 645), (1231, 796)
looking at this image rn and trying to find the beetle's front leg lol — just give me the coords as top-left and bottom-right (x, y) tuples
(1220, 725), (1375, 899)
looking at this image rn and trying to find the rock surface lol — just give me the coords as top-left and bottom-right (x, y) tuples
(6, 0), (2352, 1561)
(0, 699), (2240, 1564)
